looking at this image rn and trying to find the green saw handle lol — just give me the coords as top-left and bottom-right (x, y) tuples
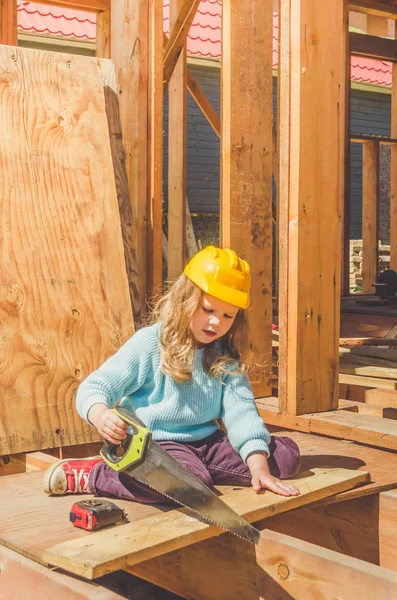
(100, 407), (151, 472)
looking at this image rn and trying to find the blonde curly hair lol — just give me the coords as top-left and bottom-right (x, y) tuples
(150, 273), (253, 383)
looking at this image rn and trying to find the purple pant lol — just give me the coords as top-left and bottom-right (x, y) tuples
(89, 430), (300, 504)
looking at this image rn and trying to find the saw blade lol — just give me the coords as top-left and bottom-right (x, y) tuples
(124, 439), (260, 545)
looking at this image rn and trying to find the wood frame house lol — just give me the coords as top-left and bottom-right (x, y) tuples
(3, 0), (397, 598)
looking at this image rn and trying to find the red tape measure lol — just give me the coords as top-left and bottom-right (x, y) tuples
(70, 499), (125, 531)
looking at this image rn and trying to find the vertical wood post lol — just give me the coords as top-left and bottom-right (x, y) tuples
(167, 0), (187, 279)
(278, 0), (345, 415)
(0, 0), (17, 46)
(96, 10), (111, 58)
(221, 0), (273, 397)
(110, 0), (148, 322)
(342, 5), (351, 296)
(391, 23), (397, 270)
(147, 0), (164, 299)
(362, 141), (379, 293)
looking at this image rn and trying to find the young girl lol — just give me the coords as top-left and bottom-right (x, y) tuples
(44, 247), (300, 500)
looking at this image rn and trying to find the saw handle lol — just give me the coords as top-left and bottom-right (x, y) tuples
(100, 407), (151, 472)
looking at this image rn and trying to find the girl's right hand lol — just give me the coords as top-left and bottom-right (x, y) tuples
(87, 404), (128, 445)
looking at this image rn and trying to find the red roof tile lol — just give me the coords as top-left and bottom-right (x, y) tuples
(17, 0), (393, 88)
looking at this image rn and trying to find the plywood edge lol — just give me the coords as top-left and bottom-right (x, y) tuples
(43, 467), (369, 579)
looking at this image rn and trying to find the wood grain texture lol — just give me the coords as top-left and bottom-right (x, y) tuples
(0, 544), (126, 600)
(110, 0), (148, 320)
(96, 11), (111, 59)
(130, 526), (397, 600)
(167, 0), (187, 279)
(362, 141), (379, 293)
(99, 59), (141, 320)
(221, 0), (273, 397)
(42, 467), (368, 578)
(0, 47), (133, 454)
(278, 0), (345, 415)
(0, 0), (17, 46)
(258, 397), (397, 451)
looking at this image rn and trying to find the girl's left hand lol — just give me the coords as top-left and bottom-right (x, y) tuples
(250, 470), (300, 497)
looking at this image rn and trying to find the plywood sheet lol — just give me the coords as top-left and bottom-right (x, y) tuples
(0, 47), (134, 455)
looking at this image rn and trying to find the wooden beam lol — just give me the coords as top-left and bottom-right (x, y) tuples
(257, 396), (397, 451)
(163, 0), (201, 87)
(221, 0), (273, 397)
(379, 489), (397, 570)
(262, 495), (384, 567)
(130, 528), (397, 600)
(362, 141), (379, 293)
(351, 133), (397, 144)
(350, 31), (397, 61)
(187, 70), (220, 136)
(163, 32), (220, 137)
(96, 10), (110, 58)
(110, 0), (148, 322)
(167, 0), (187, 279)
(278, 0), (345, 415)
(349, 1), (397, 19)
(35, 0), (110, 11)
(391, 22), (397, 269)
(0, 545), (126, 600)
(147, 0), (163, 299)
(342, 5), (351, 296)
(0, 0), (17, 46)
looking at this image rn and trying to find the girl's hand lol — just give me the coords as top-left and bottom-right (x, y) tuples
(250, 470), (300, 497)
(246, 451), (300, 497)
(88, 403), (128, 445)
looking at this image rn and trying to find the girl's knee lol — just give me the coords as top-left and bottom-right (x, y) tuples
(271, 437), (301, 480)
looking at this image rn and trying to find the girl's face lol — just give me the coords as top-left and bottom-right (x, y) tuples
(189, 293), (239, 345)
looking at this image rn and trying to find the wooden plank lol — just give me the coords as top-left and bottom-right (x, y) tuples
(342, 4), (351, 295)
(278, 0), (345, 414)
(147, 0), (163, 299)
(0, 0), (17, 46)
(98, 60), (141, 315)
(351, 133), (397, 144)
(257, 397), (397, 451)
(379, 489), (397, 570)
(340, 357), (397, 378)
(340, 400), (397, 419)
(339, 371), (397, 390)
(391, 21), (397, 270)
(260, 495), (382, 567)
(167, 0), (187, 279)
(163, 0), (201, 88)
(221, 0), (273, 397)
(0, 48), (133, 455)
(0, 545), (126, 600)
(350, 31), (397, 61)
(96, 11), (111, 58)
(110, 0), (148, 321)
(349, 1), (397, 19)
(187, 70), (220, 136)
(30, 0), (110, 11)
(364, 387), (397, 406)
(43, 467), (368, 578)
(130, 527), (397, 600)
(350, 346), (397, 362)
(362, 141), (379, 293)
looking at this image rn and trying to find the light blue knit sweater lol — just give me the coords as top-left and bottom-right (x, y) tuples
(76, 323), (271, 462)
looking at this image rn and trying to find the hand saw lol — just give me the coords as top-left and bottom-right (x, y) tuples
(100, 407), (260, 545)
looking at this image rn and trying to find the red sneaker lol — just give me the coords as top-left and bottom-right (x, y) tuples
(43, 457), (103, 496)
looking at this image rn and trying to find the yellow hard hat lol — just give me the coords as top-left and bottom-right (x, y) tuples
(184, 246), (251, 309)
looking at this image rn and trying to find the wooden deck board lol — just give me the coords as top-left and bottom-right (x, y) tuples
(0, 464), (367, 580)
